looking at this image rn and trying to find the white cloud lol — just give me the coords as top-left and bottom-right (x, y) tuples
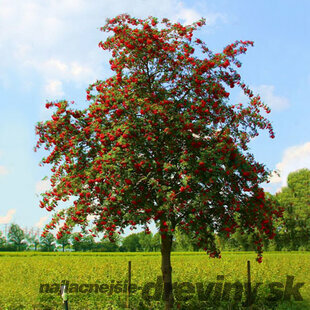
(239, 84), (289, 112)
(204, 12), (227, 26)
(35, 216), (49, 228)
(35, 179), (51, 194)
(171, 1), (226, 26)
(0, 209), (16, 224)
(44, 80), (65, 99)
(173, 8), (202, 25)
(24, 58), (98, 98)
(27, 58), (96, 84)
(269, 171), (281, 184)
(0, 0), (224, 95)
(269, 142), (310, 189)
(0, 166), (9, 175)
(13, 43), (33, 61)
(252, 85), (289, 111)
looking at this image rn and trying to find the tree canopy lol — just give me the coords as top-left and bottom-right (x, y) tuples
(274, 168), (310, 250)
(8, 224), (26, 251)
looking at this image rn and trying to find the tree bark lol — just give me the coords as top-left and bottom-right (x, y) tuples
(161, 234), (174, 310)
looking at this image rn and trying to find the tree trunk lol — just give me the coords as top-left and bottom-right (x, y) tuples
(63, 244), (65, 252)
(161, 234), (174, 310)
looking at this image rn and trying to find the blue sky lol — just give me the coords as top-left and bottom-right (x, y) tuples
(0, 0), (309, 236)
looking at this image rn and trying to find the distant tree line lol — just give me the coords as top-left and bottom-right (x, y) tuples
(0, 225), (162, 252)
(1, 168), (309, 252)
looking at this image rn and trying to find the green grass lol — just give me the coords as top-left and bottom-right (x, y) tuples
(0, 251), (309, 309)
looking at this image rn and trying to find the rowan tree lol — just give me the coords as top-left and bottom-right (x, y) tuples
(35, 14), (282, 309)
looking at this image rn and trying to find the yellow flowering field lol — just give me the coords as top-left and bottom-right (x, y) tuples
(0, 251), (309, 309)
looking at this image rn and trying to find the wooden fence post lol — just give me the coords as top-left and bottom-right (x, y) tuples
(247, 260), (252, 309)
(126, 261), (131, 309)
